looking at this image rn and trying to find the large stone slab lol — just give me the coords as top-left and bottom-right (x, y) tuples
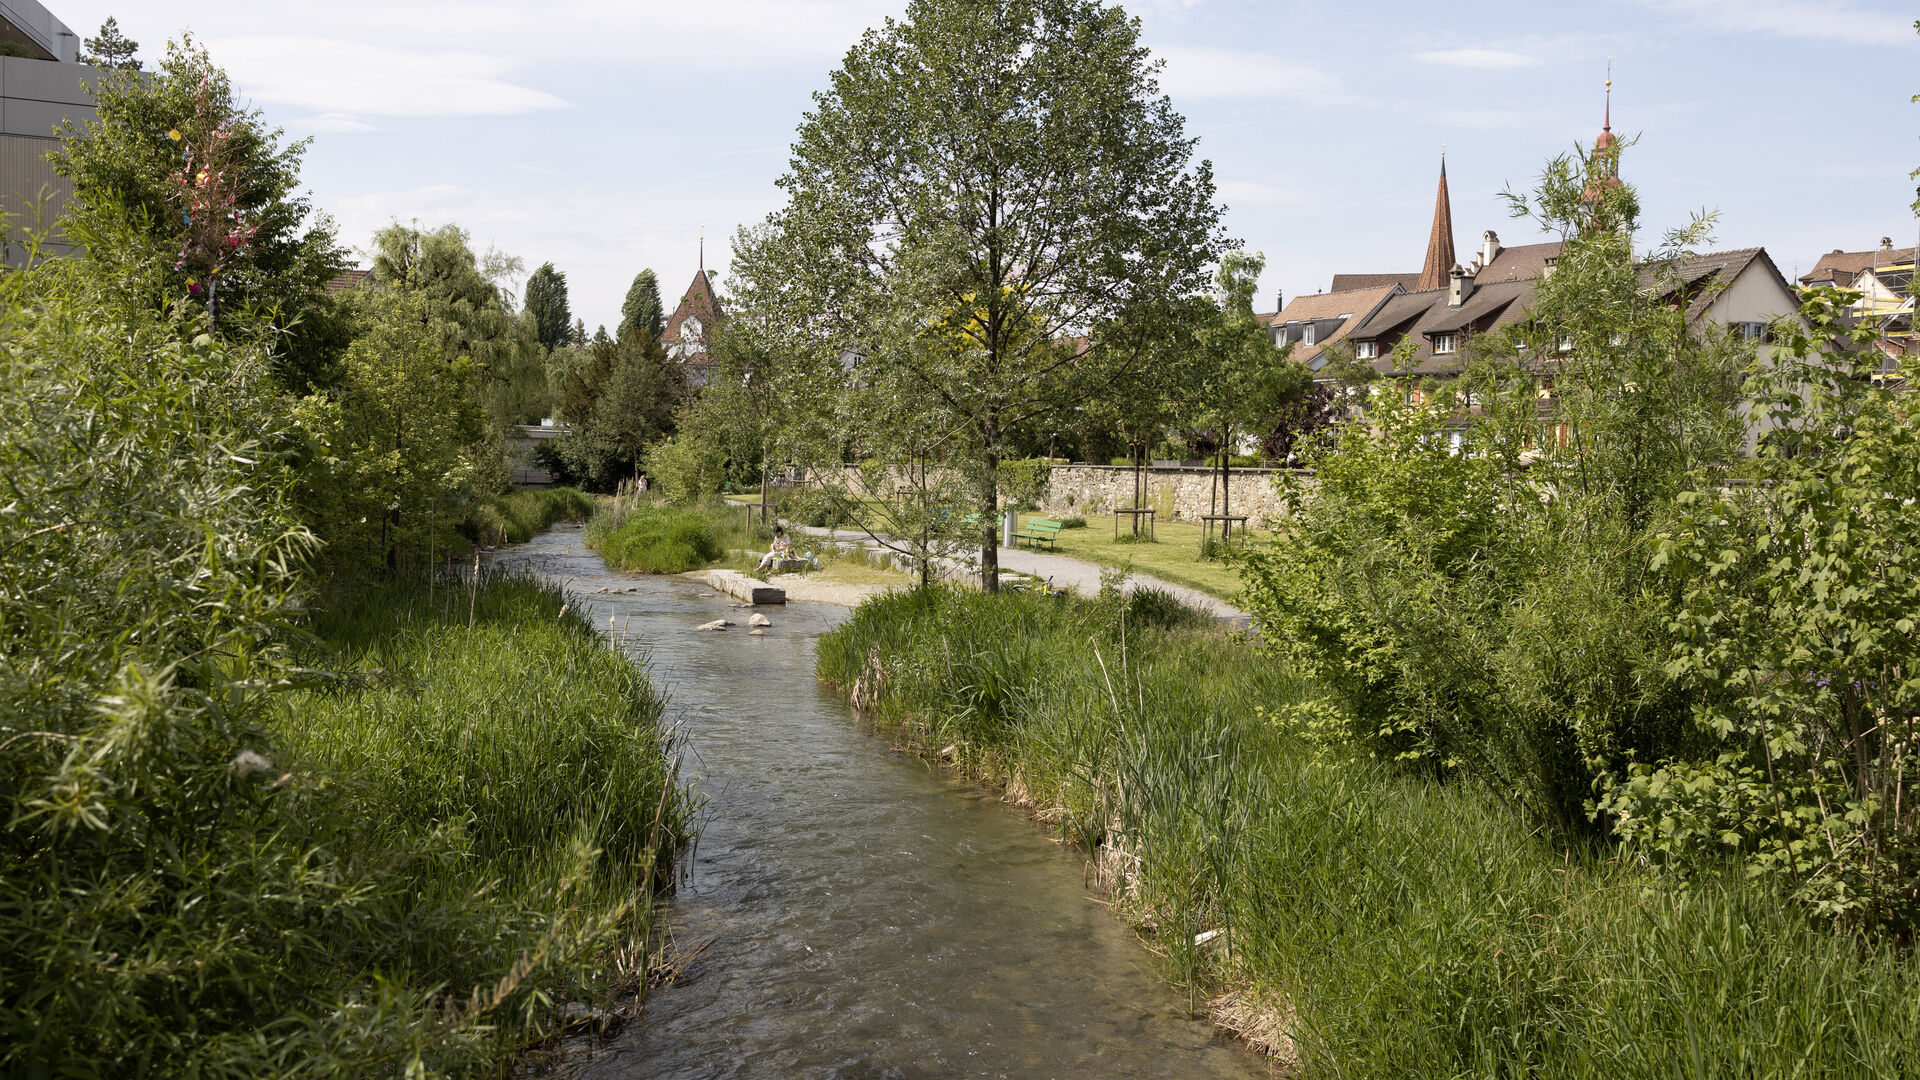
(706, 568), (786, 605)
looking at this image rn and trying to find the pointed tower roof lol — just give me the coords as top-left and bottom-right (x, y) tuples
(662, 247), (725, 375)
(1417, 156), (1456, 293)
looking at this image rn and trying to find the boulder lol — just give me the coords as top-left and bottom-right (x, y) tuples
(748, 613), (772, 628)
(748, 628), (767, 636)
(695, 619), (731, 632)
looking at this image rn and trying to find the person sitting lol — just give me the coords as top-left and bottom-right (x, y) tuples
(756, 526), (795, 572)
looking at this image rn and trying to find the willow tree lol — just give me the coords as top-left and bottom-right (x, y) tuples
(739, 0), (1225, 590)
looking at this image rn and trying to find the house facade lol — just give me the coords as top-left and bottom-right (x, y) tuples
(0, 1), (94, 265)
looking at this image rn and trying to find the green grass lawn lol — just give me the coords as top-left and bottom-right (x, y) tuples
(1020, 513), (1256, 601)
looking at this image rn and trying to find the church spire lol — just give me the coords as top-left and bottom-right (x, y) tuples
(1417, 154), (1455, 292)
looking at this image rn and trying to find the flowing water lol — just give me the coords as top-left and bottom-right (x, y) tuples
(501, 529), (1268, 1080)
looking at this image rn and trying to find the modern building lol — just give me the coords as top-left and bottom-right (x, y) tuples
(0, 1), (92, 262)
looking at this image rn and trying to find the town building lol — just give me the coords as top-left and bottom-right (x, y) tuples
(1798, 238), (1913, 360)
(661, 243), (724, 383)
(0, 1), (93, 265)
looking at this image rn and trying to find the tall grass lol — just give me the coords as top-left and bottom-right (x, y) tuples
(818, 587), (1920, 1077)
(586, 500), (770, 575)
(462, 486), (595, 547)
(284, 567), (692, 1025)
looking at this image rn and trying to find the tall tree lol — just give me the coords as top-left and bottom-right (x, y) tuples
(53, 39), (348, 391)
(80, 17), (141, 70)
(735, 0), (1226, 590)
(621, 268), (664, 344)
(524, 262), (572, 351)
(367, 222), (548, 426)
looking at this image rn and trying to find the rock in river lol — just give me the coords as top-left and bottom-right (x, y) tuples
(695, 619), (732, 632)
(748, 613), (772, 628)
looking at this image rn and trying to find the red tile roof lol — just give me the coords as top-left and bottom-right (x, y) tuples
(1800, 245), (1916, 287)
(325, 268), (370, 294)
(661, 268), (725, 368)
(1418, 159), (1456, 292)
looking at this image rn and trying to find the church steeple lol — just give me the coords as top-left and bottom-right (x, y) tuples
(1417, 155), (1455, 292)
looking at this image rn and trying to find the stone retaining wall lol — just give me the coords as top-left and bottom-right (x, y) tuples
(1041, 465), (1304, 525)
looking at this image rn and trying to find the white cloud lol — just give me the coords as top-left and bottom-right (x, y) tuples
(208, 37), (570, 119)
(1219, 180), (1305, 207)
(1633, 0), (1916, 47)
(1154, 45), (1355, 104)
(284, 112), (379, 134)
(1413, 48), (1544, 69)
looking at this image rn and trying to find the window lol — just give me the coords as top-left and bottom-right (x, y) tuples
(1736, 321), (1766, 342)
(1302, 323), (1317, 346)
(1355, 340), (1376, 359)
(1433, 332), (1457, 355)
(1557, 334), (1574, 352)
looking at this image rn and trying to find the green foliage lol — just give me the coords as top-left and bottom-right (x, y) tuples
(295, 288), (492, 572)
(53, 38), (349, 392)
(732, 0), (1226, 589)
(642, 425), (731, 505)
(584, 504), (726, 574)
(1244, 145), (1747, 838)
(0, 247), (684, 1075)
(461, 486), (595, 547)
(1617, 290), (1920, 928)
(367, 221), (549, 426)
(996, 457), (1053, 511)
(548, 329), (684, 491)
(621, 268), (664, 344)
(820, 588), (1920, 1078)
(1060, 514), (1089, 528)
(525, 261), (573, 351)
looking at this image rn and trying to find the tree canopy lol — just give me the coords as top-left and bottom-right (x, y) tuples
(80, 17), (141, 70)
(524, 262), (573, 351)
(735, 0), (1226, 588)
(621, 268), (664, 344)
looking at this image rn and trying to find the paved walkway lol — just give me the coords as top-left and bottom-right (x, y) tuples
(782, 520), (1249, 624)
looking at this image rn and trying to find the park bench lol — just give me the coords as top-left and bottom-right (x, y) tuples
(1017, 517), (1064, 551)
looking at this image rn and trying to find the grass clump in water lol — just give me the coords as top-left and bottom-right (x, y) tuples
(586, 503), (726, 573)
(818, 586), (1920, 1077)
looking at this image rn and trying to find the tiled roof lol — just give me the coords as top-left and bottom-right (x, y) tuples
(325, 268), (370, 294)
(1330, 272), (1421, 292)
(1475, 241), (1564, 283)
(1422, 278), (1532, 334)
(1348, 288), (1444, 342)
(1266, 284), (1401, 366)
(1800, 246), (1917, 286)
(1646, 247), (1779, 322)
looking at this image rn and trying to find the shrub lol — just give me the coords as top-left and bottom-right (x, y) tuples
(586, 505), (724, 573)
(1059, 514), (1089, 529)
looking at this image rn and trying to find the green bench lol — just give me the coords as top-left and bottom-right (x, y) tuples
(1017, 517), (1064, 551)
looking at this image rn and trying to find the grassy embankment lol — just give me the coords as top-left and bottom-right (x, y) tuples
(281, 567), (691, 1053)
(817, 586), (1920, 1078)
(725, 494), (1251, 600)
(464, 486), (596, 546)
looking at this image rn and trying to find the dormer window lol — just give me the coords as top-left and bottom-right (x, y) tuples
(1433, 332), (1457, 355)
(1556, 334), (1573, 352)
(1302, 323), (1317, 346)
(1355, 340), (1376, 360)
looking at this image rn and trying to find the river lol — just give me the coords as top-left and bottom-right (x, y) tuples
(500, 528), (1268, 1079)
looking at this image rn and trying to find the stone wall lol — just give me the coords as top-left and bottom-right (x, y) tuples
(1041, 465), (1303, 525)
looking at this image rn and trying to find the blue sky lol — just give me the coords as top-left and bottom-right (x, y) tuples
(60, 0), (1920, 330)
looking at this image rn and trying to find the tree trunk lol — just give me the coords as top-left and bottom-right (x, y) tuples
(759, 451), (769, 526)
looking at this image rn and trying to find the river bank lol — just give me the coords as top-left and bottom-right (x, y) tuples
(496, 529), (1269, 1079)
(818, 586), (1920, 1077)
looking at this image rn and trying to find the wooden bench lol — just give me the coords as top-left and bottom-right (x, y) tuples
(1017, 517), (1064, 551)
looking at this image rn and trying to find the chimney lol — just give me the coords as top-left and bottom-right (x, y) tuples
(1881, 237), (1894, 251)
(1276, 288), (1284, 312)
(1448, 263), (1474, 308)
(1542, 254), (1559, 280)
(1481, 230), (1501, 269)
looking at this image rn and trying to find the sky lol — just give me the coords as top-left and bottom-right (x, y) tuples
(57, 0), (1920, 330)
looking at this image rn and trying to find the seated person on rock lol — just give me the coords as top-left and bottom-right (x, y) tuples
(756, 526), (796, 572)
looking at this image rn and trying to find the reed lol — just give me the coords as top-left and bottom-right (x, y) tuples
(819, 587), (1920, 1077)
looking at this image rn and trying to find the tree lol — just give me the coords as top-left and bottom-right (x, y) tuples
(548, 329), (683, 489)
(295, 289), (489, 571)
(366, 221), (548, 426)
(737, 0), (1226, 590)
(1193, 250), (1306, 533)
(80, 16), (141, 70)
(621, 269), (664, 345)
(53, 39), (349, 392)
(524, 262), (572, 351)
